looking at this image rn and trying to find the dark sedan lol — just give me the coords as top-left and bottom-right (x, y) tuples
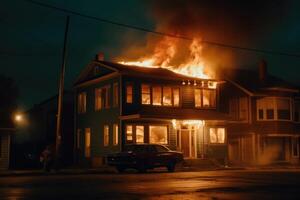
(106, 144), (184, 173)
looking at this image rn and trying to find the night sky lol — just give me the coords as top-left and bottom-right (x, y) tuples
(1, 0), (300, 110)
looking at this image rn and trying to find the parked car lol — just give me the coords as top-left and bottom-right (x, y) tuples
(107, 144), (184, 173)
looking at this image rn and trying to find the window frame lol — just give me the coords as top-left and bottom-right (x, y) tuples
(103, 125), (109, 147)
(113, 124), (119, 146)
(77, 92), (87, 114)
(149, 125), (169, 145)
(95, 85), (111, 111)
(209, 127), (226, 144)
(126, 82), (133, 104)
(84, 128), (91, 158)
(194, 88), (217, 109)
(256, 97), (292, 121)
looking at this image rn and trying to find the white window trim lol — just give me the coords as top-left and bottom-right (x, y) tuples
(256, 97), (293, 122)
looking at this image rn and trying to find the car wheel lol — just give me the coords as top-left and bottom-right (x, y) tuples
(116, 166), (125, 173)
(167, 161), (176, 172)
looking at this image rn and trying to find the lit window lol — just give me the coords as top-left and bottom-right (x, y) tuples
(136, 126), (144, 143)
(203, 89), (216, 107)
(113, 83), (119, 107)
(104, 125), (109, 146)
(126, 83), (133, 103)
(141, 84), (151, 105)
(95, 86), (110, 110)
(209, 128), (225, 144)
(78, 92), (86, 113)
(126, 125), (133, 142)
(85, 128), (91, 157)
(113, 124), (119, 145)
(277, 99), (290, 120)
(152, 86), (162, 106)
(194, 88), (201, 107)
(149, 126), (168, 144)
(173, 88), (180, 107)
(163, 87), (172, 106)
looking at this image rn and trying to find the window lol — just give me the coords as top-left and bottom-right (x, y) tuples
(141, 84), (151, 105)
(126, 83), (133, 103)
(85, 128), (91, 158)
(136, 126), (144, 143)
(163, 87), (172, 106)
(76, 129), (81, 149)
(194, 88), (216, 108)
(104, 125), (109, 146)
(113, 83), (119, 107)
(239, 97), (248, 120)
(277, 99), (290, 120)
(152, 86), (162, 106)
(126, 125), (133, 142)
(257, 97), (291, 121)
(113, 124), (119, 145)
(95, 86), (110, 110)
(173, 88), (180, 107)
(195, 88), (202, 107)
(78, 92), (86, 113)
(149, 126), (168, 144)
(209, 128), (225, 144)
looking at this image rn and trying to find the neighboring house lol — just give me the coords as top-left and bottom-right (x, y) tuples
(74, 57), (230, 167)
(220, 61), (300, 165)
(0, 128), (13, 170)
(12, 91), (74, 169)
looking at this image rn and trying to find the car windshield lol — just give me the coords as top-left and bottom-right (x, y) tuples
(155, 145), (171, 152)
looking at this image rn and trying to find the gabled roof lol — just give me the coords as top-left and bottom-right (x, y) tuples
(223, 69), (299, 95)
(74, 60), (221, 86)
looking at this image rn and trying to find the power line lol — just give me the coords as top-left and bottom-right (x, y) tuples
(23, 0), (300, 58)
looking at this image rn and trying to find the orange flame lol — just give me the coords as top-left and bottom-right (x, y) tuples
(118, 37), (212, 79)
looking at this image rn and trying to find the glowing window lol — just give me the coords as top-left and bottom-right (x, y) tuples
(104, 125), (109, 146)
(203, 89), (216, 107)
(136, 126), (144, 143)
(163, 87), (172, 106)
(141, 84), (151, 105)
(209, 128), (225, 144)
(149, 126), (168, 144)
(194, 88), (202, 107)
(113, 124), (119, 145)
(78, 92), (86, 113)
(84, 128), (91, 157)
(126, 125), (133, 142)
(95, 86), (110, 110)
(173, 88), (180, 107)
(152, 86), (162, 106)
(126, 83), (133, 103)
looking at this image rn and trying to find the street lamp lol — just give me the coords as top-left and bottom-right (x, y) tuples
(14, 113), (23, 123)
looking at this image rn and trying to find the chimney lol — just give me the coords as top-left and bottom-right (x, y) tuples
(95, 52), (104, 61)
(258, 59), (267, 81)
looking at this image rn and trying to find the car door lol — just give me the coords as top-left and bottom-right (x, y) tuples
(145, 145), (158, 167)
(154, 145), (171, 166)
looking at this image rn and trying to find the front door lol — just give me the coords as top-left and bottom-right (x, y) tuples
(179, 126), (197, 158)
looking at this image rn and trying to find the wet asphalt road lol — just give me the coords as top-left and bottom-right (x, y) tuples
(1, 169), (300, 200)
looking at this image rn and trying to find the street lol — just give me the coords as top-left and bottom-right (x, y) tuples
(1, 169), (300, 199)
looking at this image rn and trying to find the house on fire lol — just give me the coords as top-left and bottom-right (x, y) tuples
(74, 56), (300, 167)
(74, 56), (230, 167)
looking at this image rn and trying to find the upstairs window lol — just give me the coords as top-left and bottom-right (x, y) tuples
(152, 86), (162, 106)
(194, 88), (216, 108)
(78, 92), (87, 113)
(126, 83), (133, 103)
(209, 128), (226, 144)
(113, 83), (119, 107)
(173, 88), (180, 107)
(257, 97), (291, 121)
(163, 87), (172, 106)
(141, 84), (151, 105)
(95, 86), (110, 110)
(277, 99), (291, 120)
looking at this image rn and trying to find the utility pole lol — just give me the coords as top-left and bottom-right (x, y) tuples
(55, 15), (70, 168)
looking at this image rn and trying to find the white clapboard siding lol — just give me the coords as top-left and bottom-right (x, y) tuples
(0, 135), (11, 170)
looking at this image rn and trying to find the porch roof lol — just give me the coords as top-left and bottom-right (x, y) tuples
(128, 107), (232, 121)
